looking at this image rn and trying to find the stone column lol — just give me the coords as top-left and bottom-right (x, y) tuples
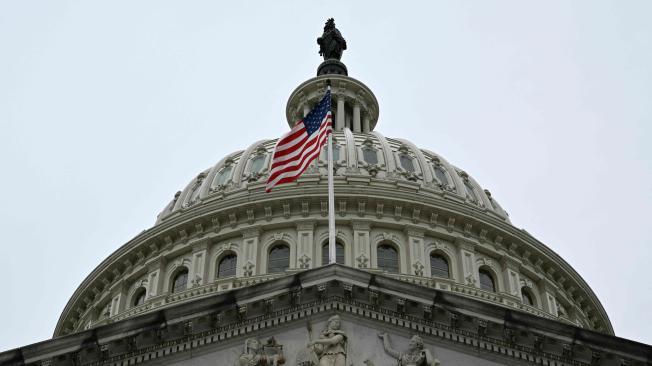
(539, 280), (559, 316)
(363, 116), (370, 133)
(405, 226), (425, 276)
(190, 242), (208, 287)
(456, 239), (478, 287)
(147, 257), (166, 298)
(109, 281), (127, 317)
(296, 222), (315, 269)
(242, 228), (260, 276)
(353, 103), (361, 132)
(500, 256), (522, 298)
(352, 222), (371, 269)
(109, 293), (122, 317)
(336, 97), (345, 131)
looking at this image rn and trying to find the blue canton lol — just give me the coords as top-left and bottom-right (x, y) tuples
(303, 90), (331, 135)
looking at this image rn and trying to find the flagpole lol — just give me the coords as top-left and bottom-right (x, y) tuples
(327, 84), (336, 264)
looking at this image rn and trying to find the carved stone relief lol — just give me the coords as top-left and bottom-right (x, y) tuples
(301, 315), (347, 366)
(378, 333), (441, 366)
(237, 337), (285, 366)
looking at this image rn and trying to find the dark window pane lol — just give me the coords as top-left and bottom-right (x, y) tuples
(377, 244), (399, 273)
(133, 288), (146, 307)
(430, 254), (449, 278)
(188, 185), (201, 202)
(332, 144), (340, 161)
(479, 269), (495, 292)
(464, 180), (478, 201)
(323, 142), (340, 161)
(322, 242), (345, 265)
(363, 148), (378, 165)
(250, 155), (266, 174)
(172, 270), (188, 293)
(268, 245), (290, 273)
(434, 166), (449, 186)
(400, 155), (415, 172)
(215, 166), (232, 186)
(522, 288), (534, 306)
(218, 254), (237, 278)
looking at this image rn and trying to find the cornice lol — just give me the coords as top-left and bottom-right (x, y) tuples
(15, 266), (649, 366)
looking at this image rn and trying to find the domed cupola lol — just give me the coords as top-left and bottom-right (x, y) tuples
(54, 19), (613, 339)
(287, 18), (379, 134)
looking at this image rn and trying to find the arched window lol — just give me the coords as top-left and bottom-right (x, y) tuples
(171, 268), (189, 293)
(325, 141), (340, 162)
(268, 244), (290, 273)
(478, 268), (496, 292)
(464, 180), (478, 202)
(399, 155), (415, 172)
(430, 253), (450, 278)
(332, 143), (340, 161)
(322, 241), (345, 265)
(214, 166), (233, 186)
(188, 186), (201, 203)
(433, 165), (449, 186)
(217, 253), (237, 278)
(363, 148), (378, 165)
(522, 288), (535, 306)
(132, 288), (146, 307)
(377, 244), (399, 273)
(250, 155), (266, 174)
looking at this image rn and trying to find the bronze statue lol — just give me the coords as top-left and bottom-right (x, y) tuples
(317, 18), (347, 61)
(378, 333), (440, 366)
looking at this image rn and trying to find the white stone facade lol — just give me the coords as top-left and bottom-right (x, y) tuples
(54, 122), (612, 337)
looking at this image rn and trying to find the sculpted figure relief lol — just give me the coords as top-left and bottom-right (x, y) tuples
(306, 315), (347, 366)
(378, 333), (440, 366)
(237, 337), (285, 366)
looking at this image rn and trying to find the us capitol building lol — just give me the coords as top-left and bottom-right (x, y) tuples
(2, 19), (650, 366)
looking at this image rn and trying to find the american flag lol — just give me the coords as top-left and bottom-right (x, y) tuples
(266, 90), (333, 192)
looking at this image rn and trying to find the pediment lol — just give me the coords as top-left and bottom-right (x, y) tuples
(4, 265), (650, 366)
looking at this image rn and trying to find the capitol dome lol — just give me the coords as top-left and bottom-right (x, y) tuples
(53, 40), (613, 341)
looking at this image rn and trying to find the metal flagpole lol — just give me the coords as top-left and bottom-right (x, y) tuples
(327, 85), (336, 264)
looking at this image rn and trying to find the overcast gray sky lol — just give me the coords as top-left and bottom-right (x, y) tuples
(0, 0), (650, 351)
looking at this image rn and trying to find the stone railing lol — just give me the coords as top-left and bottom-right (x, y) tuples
(100, 270), (561, 331)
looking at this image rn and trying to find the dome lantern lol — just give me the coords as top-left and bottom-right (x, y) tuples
(286, 19), (379, 133)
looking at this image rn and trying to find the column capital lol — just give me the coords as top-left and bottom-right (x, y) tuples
(242, 227), (261, 239)
(296, 221), (316, 231)
(455, 237), (476, 252)
(404, 225), (424, 238)
(352, 221), (371, 231)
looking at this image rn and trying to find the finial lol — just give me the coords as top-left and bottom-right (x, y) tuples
(316, 18), (348, 76)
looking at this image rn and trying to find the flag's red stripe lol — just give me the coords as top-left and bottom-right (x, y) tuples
(265, 138), (327, 192)
(271, 134), (310, 162)
(266, 124), (331, 190)
(267, 122), (331, 183)
(272, 116), (332, 162)
(265, 111), (332, 192)
(275, 126), (308, 153)
(270, 118), (331, 170)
